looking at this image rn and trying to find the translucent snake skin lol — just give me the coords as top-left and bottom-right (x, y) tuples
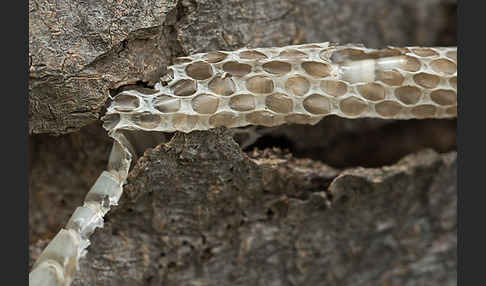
(29, 42), (457, 286)
(103, 42), (457, 133)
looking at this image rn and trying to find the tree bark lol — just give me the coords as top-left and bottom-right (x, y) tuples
(32, 129), (456, 285)
(29, 0), (457, 285)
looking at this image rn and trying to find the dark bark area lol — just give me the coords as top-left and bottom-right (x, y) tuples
(29, 0), (457, 285)
(30, 129), (456, 285)
(29, 124), (111, 243)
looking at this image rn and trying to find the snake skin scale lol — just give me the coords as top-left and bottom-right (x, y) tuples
(103, 42), (457, 134)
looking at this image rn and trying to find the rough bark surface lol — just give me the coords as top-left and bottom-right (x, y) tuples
(29, 0), (455, 135)
(30, 129), (456, 285)
(29, 0), (457, 285)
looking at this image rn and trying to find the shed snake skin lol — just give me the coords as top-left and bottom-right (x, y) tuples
(29, 42), (457, 286)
